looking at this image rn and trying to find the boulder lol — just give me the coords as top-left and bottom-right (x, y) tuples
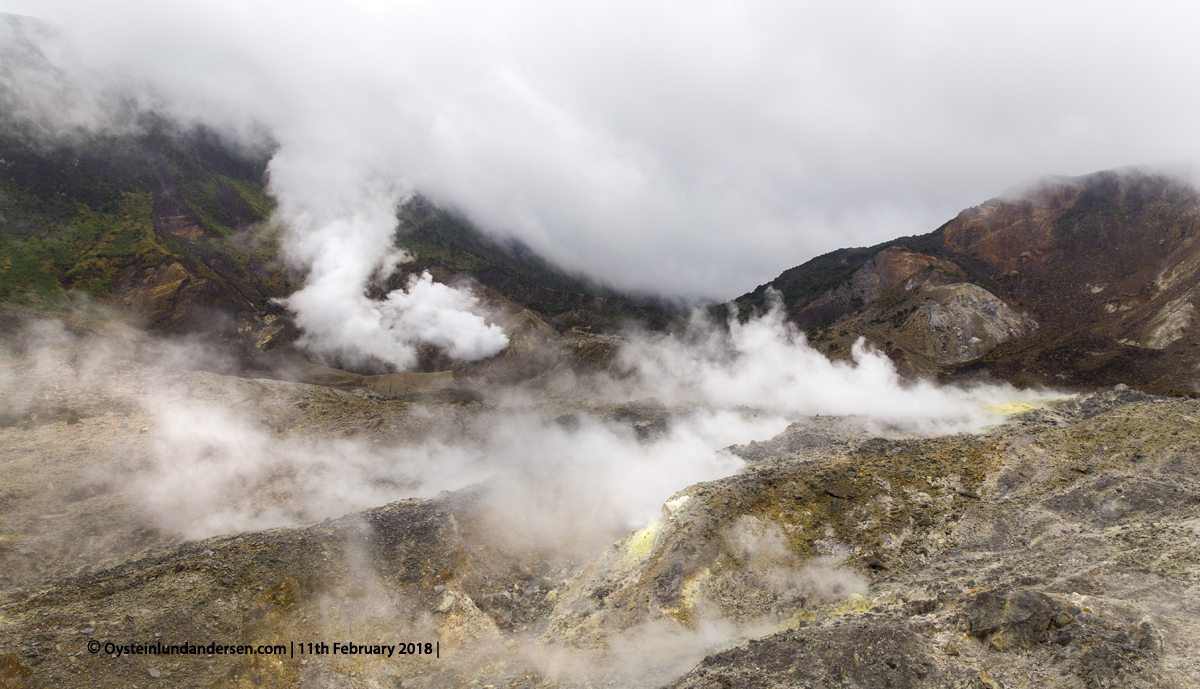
(960, 588), (1058, 650)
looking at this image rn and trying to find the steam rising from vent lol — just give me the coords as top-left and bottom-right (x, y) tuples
(622, 296), (1050, 431)
(1, 315), (1070, 686)
(272, 182), (508, 369)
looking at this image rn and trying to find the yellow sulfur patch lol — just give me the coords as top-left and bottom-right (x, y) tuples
(985, 395), (1072, 416)
(626, 522), (659, 562)
(829, 593), (872, 615)
(791, 592), (875, 625)
(662, 567), (711, 624)
(986, 402), (1033, 414)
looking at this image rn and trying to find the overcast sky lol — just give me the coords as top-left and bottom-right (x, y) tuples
(3, 0), (1199, 299)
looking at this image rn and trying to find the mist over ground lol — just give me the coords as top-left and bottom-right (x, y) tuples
(0, 308), (1057, 550)
(0, 310), (1057, 684)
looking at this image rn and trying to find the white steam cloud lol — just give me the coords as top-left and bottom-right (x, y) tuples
(135, 396), (782, 550)
(118, 297), (1051, 544)
(619, 297), (1056, 432)
(2, 317), (1063, 685)
(275, 183), (508, 369)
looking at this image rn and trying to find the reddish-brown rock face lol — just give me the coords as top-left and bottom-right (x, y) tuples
(750, 169), (1200, 392)
(938, 171), (1200, 355)
(793, 247), (963, 330)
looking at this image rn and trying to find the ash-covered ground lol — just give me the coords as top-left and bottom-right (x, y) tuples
(1, 331), (1198, 689)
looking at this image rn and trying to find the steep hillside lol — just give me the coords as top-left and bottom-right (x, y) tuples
(0, 118), (672, 381)
(393, 197), (678, 333)
(736, 169), (1200, 393)
(0, 116), (291, 345)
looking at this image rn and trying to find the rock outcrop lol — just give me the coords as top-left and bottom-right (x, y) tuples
(910, 283), (1037, 364)
(740, 168), (1200, 392)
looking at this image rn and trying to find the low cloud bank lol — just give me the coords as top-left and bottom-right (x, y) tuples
(8, 2), (1200, 300)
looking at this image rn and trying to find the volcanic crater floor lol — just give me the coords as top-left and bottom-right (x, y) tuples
(1, 359), (1199, 688)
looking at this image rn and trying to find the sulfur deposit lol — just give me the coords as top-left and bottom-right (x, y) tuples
(1, 352), (1198, 688)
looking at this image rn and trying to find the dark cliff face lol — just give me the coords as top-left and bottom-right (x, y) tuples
(738, 169), (1200, 393)
(390, 196), (679, 334)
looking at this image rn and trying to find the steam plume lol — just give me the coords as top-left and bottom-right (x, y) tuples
(273, 182), (508, 369)
(620, 296), (1055, 431)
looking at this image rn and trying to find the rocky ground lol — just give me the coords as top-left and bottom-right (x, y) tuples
(1, 341), (1198, 688)
(667, 388), (1200, 688)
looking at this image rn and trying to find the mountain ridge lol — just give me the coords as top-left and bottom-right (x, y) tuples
(733, 168), (1200, 393)
(0, 119), (675, 369)
(5, 109), (1200, 393)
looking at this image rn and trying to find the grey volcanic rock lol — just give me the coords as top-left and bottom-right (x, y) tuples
(912, 283), (1037, 364)
(667, 591), (1168, 689)
(666, 391), (1200, 688)
(959, 588), (1060, 650)
(1, 353), (1199, 688)
(669, 620), (940, 689)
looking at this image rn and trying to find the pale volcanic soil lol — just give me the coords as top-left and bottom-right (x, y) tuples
(1, 342), (1199, 688)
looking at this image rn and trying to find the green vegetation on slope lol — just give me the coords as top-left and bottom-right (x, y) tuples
(396, 196), (603, 295)
(0, 189), (164, 304)
(0, 113), (670, 333)
(0, 116), (283, 311)
(396, 195), (680, 330)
